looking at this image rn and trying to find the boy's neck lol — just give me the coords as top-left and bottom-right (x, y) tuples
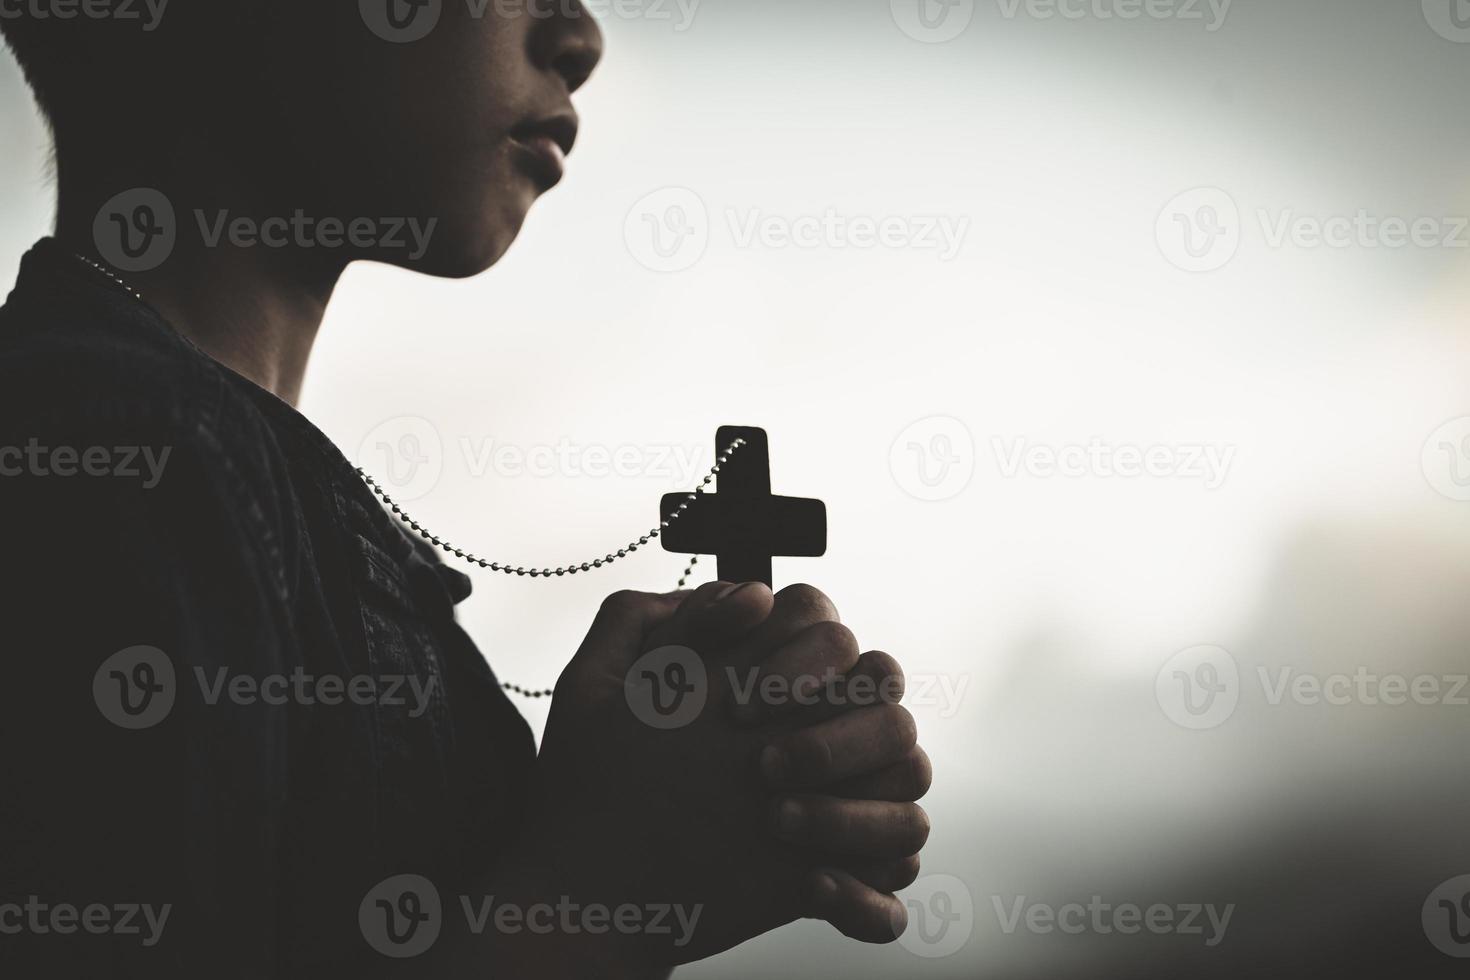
(54, 172), (341, 407)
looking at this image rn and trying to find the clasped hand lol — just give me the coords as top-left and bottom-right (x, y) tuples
(526, 581), (933, 967)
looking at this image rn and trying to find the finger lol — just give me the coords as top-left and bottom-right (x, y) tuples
(760, 704), (918, 789)
(801, 868), (907, 944)
(739, 648), (905, 730)
(769, 794), (931, 858)
(830, 853), (922, 894)
(729, 621), (860, 725)
(644, 581), (774, 654)
(566, 590), (685, 677)
(726, 583), (840, 671)
(842, 650), (906, 709)
(830, 746), (933, 803)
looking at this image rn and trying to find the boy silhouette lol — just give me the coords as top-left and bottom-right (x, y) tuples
(0, 3), (931, 976)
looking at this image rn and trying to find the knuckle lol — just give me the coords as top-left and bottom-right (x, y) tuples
(809, 620), (860, 665)
(777, 583), (839, 624)
(892, 853), (922, 890)
(789, 729), (834, 779)
(876, 901), (907, 943)
(601, 589), (645, 615)
(905, 747), (934, 799)
(903, 804), (932, 850)
(692, 580), (735, 604)
(860, 650), (906, 701)
(879, 704), (919, 755)
(821, 797), (852, 839)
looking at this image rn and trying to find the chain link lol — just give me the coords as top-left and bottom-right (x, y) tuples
(363, 439), (744, 699)
(358, 437), (744, 579)
(73, 253), (146, 304)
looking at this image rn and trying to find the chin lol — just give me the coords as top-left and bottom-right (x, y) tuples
(377, 209), (529, 280)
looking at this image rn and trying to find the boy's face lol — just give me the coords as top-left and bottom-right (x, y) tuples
(248, 1), (603, 278)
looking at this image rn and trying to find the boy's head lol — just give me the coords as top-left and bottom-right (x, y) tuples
(0, 1), (603, 277)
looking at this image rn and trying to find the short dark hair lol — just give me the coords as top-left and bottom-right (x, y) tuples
(0, 10), (214, 135)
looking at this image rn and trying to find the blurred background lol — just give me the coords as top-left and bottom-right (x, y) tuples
(5, 0), (1470, 975)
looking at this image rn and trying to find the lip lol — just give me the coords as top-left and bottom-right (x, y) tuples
(509, 114), (578, 190)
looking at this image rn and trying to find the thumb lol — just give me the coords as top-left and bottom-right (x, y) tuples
(566, 590), (685, 679)
(645, 581), (775, 655)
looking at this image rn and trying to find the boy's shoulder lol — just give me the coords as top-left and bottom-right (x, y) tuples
(0, 245), (281, 472)
(0, 243), (306, 599)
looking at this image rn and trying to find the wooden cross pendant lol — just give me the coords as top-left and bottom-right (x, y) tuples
(660, 426), (827, 587)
